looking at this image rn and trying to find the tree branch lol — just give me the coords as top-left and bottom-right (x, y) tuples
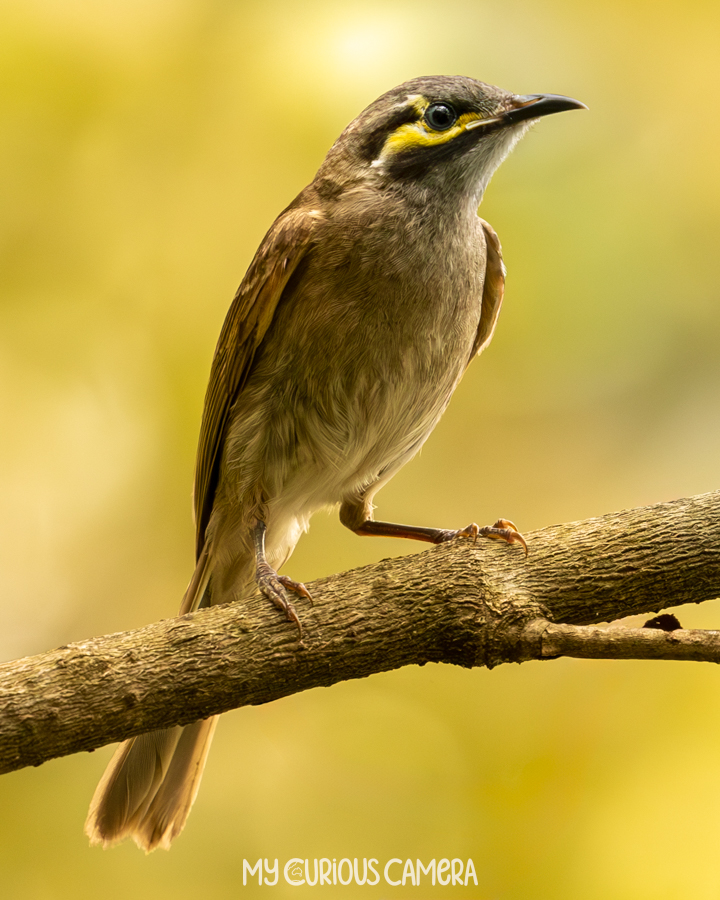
(2, 490), (720, 775)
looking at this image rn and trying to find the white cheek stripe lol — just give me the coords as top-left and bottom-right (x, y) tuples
(465, 115), (503, 131)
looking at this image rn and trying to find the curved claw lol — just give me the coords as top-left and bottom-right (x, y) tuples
(278, 575), (314, 606)
(483, 519), (528, 556)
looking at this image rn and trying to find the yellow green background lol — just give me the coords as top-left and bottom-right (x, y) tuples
(1, 0), (720, 897)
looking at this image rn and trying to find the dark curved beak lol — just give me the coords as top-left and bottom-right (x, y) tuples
(504, 93), (588, 125)
(464, 93), (587, 134)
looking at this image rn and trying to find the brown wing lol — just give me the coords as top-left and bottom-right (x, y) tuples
(193, 205), (319, 558)
(468, 218), (506, 362)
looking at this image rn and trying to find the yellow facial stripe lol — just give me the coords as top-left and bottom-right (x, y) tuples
(382, 109), (487, 156)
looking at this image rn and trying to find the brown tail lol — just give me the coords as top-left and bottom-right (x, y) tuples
(85, 717), (218, 851)
(86, 545), (219, 851)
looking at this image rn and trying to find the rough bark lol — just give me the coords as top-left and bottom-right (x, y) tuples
(1, 490), (719, 775)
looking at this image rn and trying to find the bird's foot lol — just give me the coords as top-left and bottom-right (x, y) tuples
(441, 519), (528, 555)
(253, 519), (311, 636)
(256, 563), (311, 636)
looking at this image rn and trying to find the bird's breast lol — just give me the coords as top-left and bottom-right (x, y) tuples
(224, 205), (487, 510)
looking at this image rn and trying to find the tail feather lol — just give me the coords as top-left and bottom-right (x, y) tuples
(86, 544), (219, 851)
(85, 718), (218, 851)
(134, 717), (219, 851)
(85, 726), (183, 846)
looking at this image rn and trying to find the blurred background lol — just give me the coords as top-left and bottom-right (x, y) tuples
(1, 0), (719, 897)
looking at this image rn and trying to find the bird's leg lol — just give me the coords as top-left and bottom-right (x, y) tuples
(252, 520), (312, 635)
(339, 499), (527, 555)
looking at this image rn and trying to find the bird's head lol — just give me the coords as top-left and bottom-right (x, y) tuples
(316, 75), (586, 207)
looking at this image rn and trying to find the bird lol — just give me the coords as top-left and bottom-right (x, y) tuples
(85, 75), (585, 851)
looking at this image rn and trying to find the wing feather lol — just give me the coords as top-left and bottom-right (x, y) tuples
(193, 206), (319, 557)
(468, 218), (506, 362)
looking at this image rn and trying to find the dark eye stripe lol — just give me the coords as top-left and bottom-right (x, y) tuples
(358, 104), (422, 162)
(380, 126), (479, 179)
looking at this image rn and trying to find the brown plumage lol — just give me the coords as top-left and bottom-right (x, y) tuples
(85, 75), (585, 851)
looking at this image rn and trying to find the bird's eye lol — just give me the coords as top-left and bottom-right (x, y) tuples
(424, 102), (458, 131)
